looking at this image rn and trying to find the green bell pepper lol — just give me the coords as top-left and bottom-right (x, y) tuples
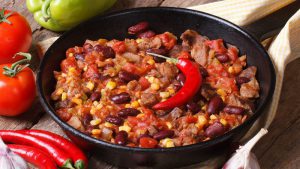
(26, 0), (117, 31)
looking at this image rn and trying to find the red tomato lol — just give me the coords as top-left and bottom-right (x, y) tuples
(112, 41), (126, 54)
(0, 64), (36, 116)
(159, 32), (177, 50)
(0, 9), (32, 64)
(139, 137), (158, 148)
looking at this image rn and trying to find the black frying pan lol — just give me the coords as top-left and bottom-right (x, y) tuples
(37, 2), (299, 168)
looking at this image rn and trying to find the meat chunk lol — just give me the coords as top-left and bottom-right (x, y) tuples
(137, 36), (162, 51)
(200, 84), (216, 100)
(157, 62), (178, 80)
(226, 94), (254, 113)
(169, 107), (183, 121)
(239, 66), (257, 79)
(180, 30), (208, 66)
(240, 79), (260, 98)
(140, 93), (159, 107)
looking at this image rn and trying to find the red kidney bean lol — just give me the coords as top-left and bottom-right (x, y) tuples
(93, 45), (115, 58)
(176, 73), (186, 86)
(236, 76), (250, 86)
(119, 71), (140, 83)
(153, 130), (174, 140)
(105, 115), (123, 125)
(110, 92), (131, 104)
(207, 96), (224, 114)
(215, 53), (229, 63)
(118, 108), (141, 118)
(146, 48), (168, 63)
(90, 92), (101, 102)
(223, 106), (245, 115)
(186, 101), (200, 114)
(115, 131), (128, 145)
(83, 43), (93, 52)
(137, 30), (156, 38)
(128, 21), (149, 34)
(205, 122), (225, 138)
(82, 114), (93, 127)
(199, 66), (208, 78)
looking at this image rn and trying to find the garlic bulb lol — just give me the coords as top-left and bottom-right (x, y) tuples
(223, 128), (268, 169)
(0, 137), (28, 169)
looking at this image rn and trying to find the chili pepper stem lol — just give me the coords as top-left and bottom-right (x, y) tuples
(62, 159), (75, 169)
(74, 160), (85, 169)
(2, 52), (32, 77)
(0, 8), (13, 24)
(146, 52), (178, 64)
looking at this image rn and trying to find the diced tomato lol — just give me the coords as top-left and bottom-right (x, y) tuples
(60, 57), (78, 73)
(159, 32), (177, 50)
(83, 64), (100, 79)
(205, 39), (227, 54)
(186, 116), (198, 123)
(127, 116), (139, 126)
(122, 63), (138, 74)
(178, 51), (191, 59)
(139, 137), (158, 148)
(112, 41), (127, 54)
(215, 77), (238, 93)
(139, 77), (150, 90)
(66, 48), (75, 57)
(227, 46), (238, 61)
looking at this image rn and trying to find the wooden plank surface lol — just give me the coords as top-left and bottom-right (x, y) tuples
(1, 0), (300, 168)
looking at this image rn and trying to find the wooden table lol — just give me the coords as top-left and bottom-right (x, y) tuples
(2, 0), (300, 168)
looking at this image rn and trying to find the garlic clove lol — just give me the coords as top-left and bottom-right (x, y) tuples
(222, 128), (268, 169)
(0, 137), (28, 169)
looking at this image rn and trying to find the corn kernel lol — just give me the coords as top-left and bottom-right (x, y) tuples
(125, 104), (131, 108)
(90, 107), (96, 115)
(210, 114), (217, 120)
(220, 119), (228, 126)
(136, 113), (145, 118)
(90, 119), (101, 126)
(68, 53), (74, 57)
(161, 138), (175, 148)
(93, 101), (99, 106)
(86, 81), (95, 91)
(166, 122), (172, 129)
(96, 103), (103, 110)
(56, 88), (64, 95)
(159, 92), (170, 99)
(228, 66), (234, 74)
(136, 38), (143, 43)
(104, 122), (113, 128)
(201, 105), (207, 111)
(119, 125), (131, 133)
(83, 65), (88, 71)
(72, 98), (82, 105)
(98, 38), (108, 45)
(106, 81), (117, 90)
(148, 76), (155, 83)
(239, 55), (247, 62)
(91, 129), (101, 135)
(61, 92), (67, 101)
(131, 101), (140, 108)
(221, 96), (226, 102)
(68, 67), (76, 73)
(216, 89), (226, 97)
(168, 88), (175, 95)
(147, 59), (155, 65)
(196, 115), (208, 129)
(151, 83), (160, 90)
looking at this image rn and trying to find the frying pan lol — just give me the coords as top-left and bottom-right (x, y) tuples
(37, 2), (299, 168)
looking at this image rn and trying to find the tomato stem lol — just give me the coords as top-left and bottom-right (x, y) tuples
(0, 8), (13, 24)
(3, 52), (32, 77)
(146, 52), (178, 64)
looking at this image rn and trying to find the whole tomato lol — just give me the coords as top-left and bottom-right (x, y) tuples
(0, 8), (32, 64)
(0, 53), (36, 116)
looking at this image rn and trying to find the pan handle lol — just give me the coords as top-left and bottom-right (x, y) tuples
(242, 0), (300, 41)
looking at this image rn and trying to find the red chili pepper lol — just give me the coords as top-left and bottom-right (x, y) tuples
(0, 130), (75, 169)
(8, 144), (57, 169)
(147, 53), (202, 110)
(19, 129), (88, 169)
